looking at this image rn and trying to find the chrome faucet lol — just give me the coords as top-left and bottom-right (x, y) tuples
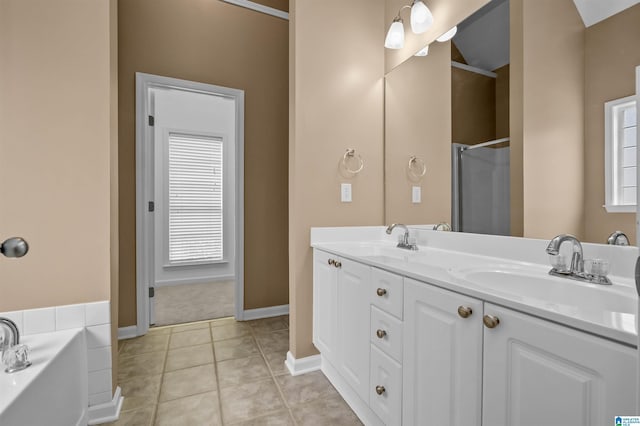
(546, 234), (584, 274)
(386, 223), (418, 251)
(545, 234), (611, 285)
(607, 231), (629, 246)
(0, 317), (20, 354)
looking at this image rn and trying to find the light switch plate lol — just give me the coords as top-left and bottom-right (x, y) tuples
(412, 186), (421, 203)
(341, 183), (352, 202)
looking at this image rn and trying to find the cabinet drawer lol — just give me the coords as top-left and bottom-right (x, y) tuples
(370, 306), (403, 363)
(370, 345), (402, 426)
(371, 268), (403, 319)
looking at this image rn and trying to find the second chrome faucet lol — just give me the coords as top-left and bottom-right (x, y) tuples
(545, 234), (611, 285)
(386, 223), (418, 251)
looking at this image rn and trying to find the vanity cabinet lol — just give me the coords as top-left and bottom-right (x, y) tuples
(482, 303), (637, 426)
(312, 249), (637, 426)
(403, 278), (484, 426)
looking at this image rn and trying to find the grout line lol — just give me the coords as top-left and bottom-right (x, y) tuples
(210, 322), (225, 425)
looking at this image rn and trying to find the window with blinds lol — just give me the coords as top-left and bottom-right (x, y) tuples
(605, 96), (637, 213)
(167, 133), (224, 264)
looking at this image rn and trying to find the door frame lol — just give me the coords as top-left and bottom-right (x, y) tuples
(135, 72), (245, 336)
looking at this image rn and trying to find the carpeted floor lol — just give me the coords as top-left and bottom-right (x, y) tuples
(154, 280), (235, 326)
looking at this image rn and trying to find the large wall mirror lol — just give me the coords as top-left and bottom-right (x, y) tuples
(385, 0), (640, 244)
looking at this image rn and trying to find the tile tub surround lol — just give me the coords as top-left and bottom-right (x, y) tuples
(109, 316), (362, 425)
(311, 226), (640, 346)
(0, 301), (120, 420)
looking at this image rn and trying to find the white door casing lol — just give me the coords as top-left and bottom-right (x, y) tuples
(135, 73), (245, 335)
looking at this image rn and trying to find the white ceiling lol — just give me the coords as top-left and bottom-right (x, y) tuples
(572, 0), (640, 27)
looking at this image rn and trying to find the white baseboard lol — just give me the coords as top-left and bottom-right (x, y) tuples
(243, 304), (289, 321)
(285, 351), (321, 376)
(117, 326), (138, 340)
(88, 386), (124, 425)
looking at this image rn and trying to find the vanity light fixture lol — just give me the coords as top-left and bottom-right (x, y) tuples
(385, 1), (434, 49)
(436, 26), (457, 42)
(414, 45), (430, 56)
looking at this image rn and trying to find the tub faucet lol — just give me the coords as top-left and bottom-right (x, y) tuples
(386, 223), (418, 251)
(607, 231), (629, 246)
(545, 234), (583, 274)
(0, 317), (20, 354)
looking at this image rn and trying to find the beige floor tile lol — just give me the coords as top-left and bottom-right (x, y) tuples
(165, 343), (214, 372)
(169, 328), (211, 348)
(228, 410), (294, 426)
(220, 378), (286, 424)
(159, 363), (217, 402)
(120, 374), (162, 412)
(291, 394), (363, 426)
(276, 371), (337, 406)
(154, 391), (222, 426)
(120, 334), (170, 357)
(255, 330), (289, 354)
(214, 335), (260, 361)
(118, 351), (166, 380)
(211, 322), (251, 341)
(147, 327), (172, 335)
(210, 317), (237, 328)
(263, 351), (288, 376)
(105, 406), (156, 426)
(170, 321), (210, 334)
(217, 355), (271, 388)
(248, 317), (288, 333)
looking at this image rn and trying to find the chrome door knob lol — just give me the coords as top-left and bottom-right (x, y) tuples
(483, 315), (500, 329)
(375, 385), (386, 395)
(376, 288), (387, 296)
(376, 329), (387, 339)
(1, 237), (29, 258)
(457, 306), (473, 318)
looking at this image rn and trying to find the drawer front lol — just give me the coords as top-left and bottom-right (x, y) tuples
(370, 306), (403, 363)
(370, 345), (402, 426)
(371, 268), (403, 320)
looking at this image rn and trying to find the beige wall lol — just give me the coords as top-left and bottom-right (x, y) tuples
(511, 0), (585, 240)
(385, 41), (452, 224)
(117, 0), (289, 326)
(583, 4), (640, 244)
(495, 65), (510, 140)
(0, 0), (115, 313)
(510, 0), (524, 237)
(451, 67), (496, 145)
(385, 0), (489, 73)
(289, 0), (385, 358)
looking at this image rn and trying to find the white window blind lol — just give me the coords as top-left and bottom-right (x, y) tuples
(605, 96), (637, 213)
(168, 133), (223, 264)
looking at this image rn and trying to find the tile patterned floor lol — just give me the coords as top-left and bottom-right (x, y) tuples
(108, 316), (362, 426)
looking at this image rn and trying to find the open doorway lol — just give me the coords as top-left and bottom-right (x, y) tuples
(135, 73), (244, 334)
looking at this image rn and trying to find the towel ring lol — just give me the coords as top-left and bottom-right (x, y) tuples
(342, 149), (364, 175)
(408, 156), (426, 180)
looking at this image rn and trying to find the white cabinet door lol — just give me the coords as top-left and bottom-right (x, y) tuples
(483, 303), (638, 426)
(337, 258), (372, 404)
(403, 278), (483, 426)
(313, 250), (338, 364)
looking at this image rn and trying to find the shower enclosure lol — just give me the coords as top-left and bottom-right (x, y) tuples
(452, 138), (510, 236)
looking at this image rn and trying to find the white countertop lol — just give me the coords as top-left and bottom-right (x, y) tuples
(312, 233), (638, 347)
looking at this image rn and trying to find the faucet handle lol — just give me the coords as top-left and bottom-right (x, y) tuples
(2, 344), (31, 373)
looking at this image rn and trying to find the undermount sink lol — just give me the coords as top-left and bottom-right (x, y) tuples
(450, 266), (637, 316)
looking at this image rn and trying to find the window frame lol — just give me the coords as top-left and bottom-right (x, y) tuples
(604, 95), (637, 213)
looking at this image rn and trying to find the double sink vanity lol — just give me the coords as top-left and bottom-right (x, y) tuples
(311, 226), (639, 426)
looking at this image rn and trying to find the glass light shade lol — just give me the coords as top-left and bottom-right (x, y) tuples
(410, 1), (434, 34)
(385, 20), (405, 49)
(414, 45), (429, 56)
(436, 26), (458, 42)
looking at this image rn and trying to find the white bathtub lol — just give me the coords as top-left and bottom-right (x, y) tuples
(0, 328), (88, 426)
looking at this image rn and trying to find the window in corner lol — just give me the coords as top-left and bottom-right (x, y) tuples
(605, 95), (637, 213)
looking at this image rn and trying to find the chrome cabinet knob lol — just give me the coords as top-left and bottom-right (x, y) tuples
(457, 306), (473, 318)
(376, 288), (387, 297)
(327, 258), (335, 266)
(483, 314), (500, 329)
(375, 385), (386, 395)
(334, 261), (342, 268)
(376, 329), (387, 339)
